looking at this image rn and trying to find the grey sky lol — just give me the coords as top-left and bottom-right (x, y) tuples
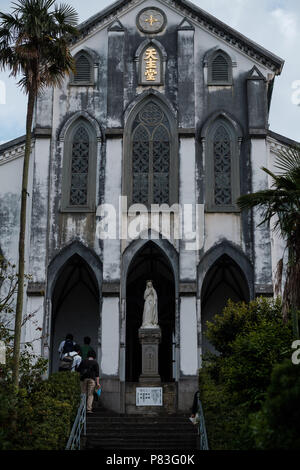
(0, 0), (299, 144)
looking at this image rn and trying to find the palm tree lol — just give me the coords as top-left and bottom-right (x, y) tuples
(238, 146), (300, 322)
(0, 0), (78, 389)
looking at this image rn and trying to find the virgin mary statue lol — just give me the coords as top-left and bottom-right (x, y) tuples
(142, 281), (158, 328)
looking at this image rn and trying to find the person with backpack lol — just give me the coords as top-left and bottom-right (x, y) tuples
(81, 336), (95, 360)
(77, 349), (100, 413)
(59, 344), (82, 372)
(58, 334), (76, 360)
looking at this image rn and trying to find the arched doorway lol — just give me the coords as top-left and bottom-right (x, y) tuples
(126, 242), (176, 382)
(201, 254), (250, 355)
(50, 254), (100, 372)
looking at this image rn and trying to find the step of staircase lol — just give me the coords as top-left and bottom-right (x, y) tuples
(85, 407), (199, 450)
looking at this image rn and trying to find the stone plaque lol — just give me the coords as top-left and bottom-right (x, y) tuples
(0, 341), (6, 364)
(136, 387), (163, 406)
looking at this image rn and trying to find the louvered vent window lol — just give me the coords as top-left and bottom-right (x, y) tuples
(74, 55), (92, 83)
(212, 54), (229, 83)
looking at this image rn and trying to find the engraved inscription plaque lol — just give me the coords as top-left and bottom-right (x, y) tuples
(136, 387), (163, 406)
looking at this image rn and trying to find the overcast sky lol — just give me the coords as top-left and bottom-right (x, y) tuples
(0, 0), (299, 144)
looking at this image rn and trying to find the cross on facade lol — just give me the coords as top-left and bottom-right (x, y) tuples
(145, 15), (158, 26)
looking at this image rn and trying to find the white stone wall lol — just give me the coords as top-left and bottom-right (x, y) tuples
(101, 297), (120, 376)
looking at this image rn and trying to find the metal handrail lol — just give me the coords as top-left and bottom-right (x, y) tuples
(66, 393), (87, 450)
(197, 397), (209, 450)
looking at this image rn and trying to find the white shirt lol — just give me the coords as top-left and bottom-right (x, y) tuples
(63, 351), (82, 371)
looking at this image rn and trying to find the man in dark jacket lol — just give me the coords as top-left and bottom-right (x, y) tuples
(77, 350), (100, 413)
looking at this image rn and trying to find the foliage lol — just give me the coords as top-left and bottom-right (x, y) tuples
(237, 146), (300, 319)
(0, 260), (80, 450)
(206, 297), (285, 357)
(220, 315), (292, 408)
(199, 368), (251, 450)
(0, 0), (79, 93)
(200, 297), (294, 449)
(0, 371), (81, 451)
(250, 360), (300, 450)
(238, 147), (300, 248)
(0, 0), (79, 389)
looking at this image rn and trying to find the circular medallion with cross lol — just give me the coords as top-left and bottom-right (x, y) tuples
(137, 7), (167, 34)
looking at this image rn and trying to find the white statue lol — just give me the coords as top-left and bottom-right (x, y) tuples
(142, 280), (158, 328)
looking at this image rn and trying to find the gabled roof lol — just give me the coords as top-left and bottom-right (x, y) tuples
(75, 0), (284, 75)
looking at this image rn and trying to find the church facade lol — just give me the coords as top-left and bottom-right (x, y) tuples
(0, 0), (298, 413)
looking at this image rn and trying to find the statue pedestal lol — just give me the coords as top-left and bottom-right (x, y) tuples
(138, 327), (162, 384)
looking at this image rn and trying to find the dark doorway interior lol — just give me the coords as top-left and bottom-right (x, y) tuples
(126, 242), (175, 382)
(201, 254), (250, 355)
(51, 254), (99, 372)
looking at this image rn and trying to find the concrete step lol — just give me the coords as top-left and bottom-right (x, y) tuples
(85, 411), (198, 450)
(86, 432), (197, 440)
(87, 417), (192, 423)
(86, 439), (198, 450)
(86, 427), (196, 435)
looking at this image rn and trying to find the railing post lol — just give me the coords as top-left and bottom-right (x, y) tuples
(197, 396), (209, 450)
(66, 393), (87, 451)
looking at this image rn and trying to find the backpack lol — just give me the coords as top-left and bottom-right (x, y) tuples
(79, 360), (95, 380)
(59, 353), (74, 372)
(62, 339), (74, 355)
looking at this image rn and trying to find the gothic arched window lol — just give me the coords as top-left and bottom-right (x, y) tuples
(125, 99), (177, 207)
(214, 125), (232, 206)
(205, 118), (240, 212)
(62, 120), (97, 212)
(208, 51), (232, 85)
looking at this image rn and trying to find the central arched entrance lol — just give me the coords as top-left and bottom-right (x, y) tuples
(126, 241), (176, 383)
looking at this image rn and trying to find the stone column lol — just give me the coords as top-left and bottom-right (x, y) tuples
(107, 20), (125, 127)
(138, 327), (162, 384)
(177, 18), (195, 129)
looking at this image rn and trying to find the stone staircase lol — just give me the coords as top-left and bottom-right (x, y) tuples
(84, 407), (199, 450)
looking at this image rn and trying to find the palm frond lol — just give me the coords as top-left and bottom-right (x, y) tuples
(273, 146), (300, 174)
(0, 0), (79, 94)
(54, 3), (79, 26)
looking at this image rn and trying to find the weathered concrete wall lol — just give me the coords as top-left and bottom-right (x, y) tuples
(0, 0), (293, 413)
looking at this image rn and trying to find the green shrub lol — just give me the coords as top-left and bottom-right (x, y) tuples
(0, 372), (81, 450)
(205, 297), (284, 356)
(221, 316), (292, 408)
(199, 368), (250, 450)
(250, 360), (300, 450)
(14, 392), (73, 450)
(200, 297), (294, 449)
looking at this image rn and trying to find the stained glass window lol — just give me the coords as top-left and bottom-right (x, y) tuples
(213, 125), (232, 206)
(69, 126), (90, 206)
(132, 102), (170, 205)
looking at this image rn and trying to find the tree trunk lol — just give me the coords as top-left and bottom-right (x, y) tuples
(282, 226), (300, 323)
(283, 259), (300, 323)
(12, 88), (36, 390)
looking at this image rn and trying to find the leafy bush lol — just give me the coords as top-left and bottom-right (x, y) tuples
(250, 360), (300, 450)
(0, 372), (81, 450)
(205, 297), (284, 356)
(205, 297), (292, 409)
(221, 315), (292, 408)
(0, 259), (81, 450)
(199, 368), (250, 450)
(200, 297), (294, 449)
